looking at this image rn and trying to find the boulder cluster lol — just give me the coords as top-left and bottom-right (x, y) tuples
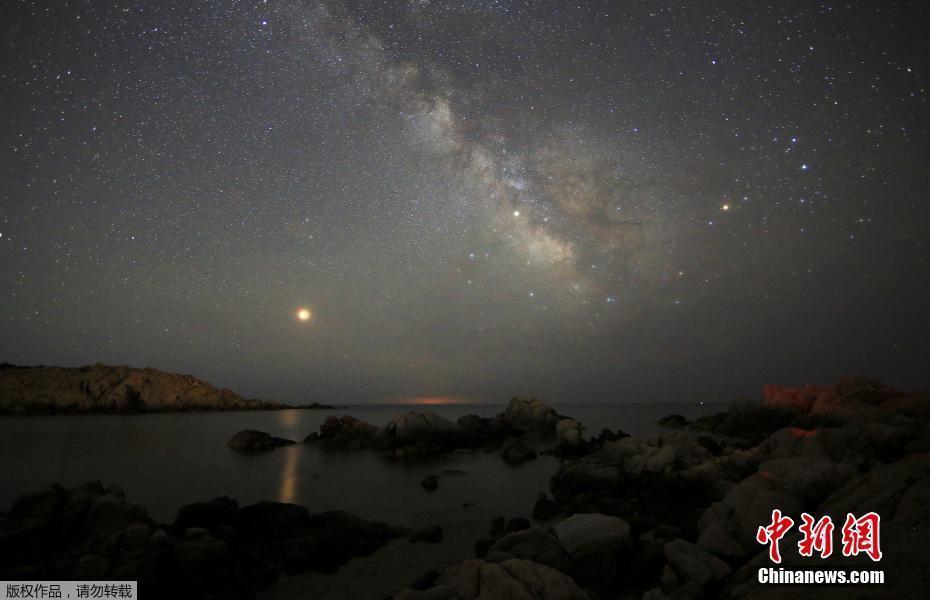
(393, 378), (930, 599)
(297, 396), (599, 462)
(0, 481), (401, 599)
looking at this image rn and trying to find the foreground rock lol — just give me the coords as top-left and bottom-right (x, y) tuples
(540, 378), (929, 599)
(0, 363), (281, 414)
(0, 482), (402, 599)
(393, 558), (590, 600)
(227, 429), (296, 452)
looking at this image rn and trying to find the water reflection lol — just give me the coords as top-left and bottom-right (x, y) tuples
(278, 444), (300, 504)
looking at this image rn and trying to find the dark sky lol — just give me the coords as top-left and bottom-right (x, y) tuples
(1, 1), (928, 404)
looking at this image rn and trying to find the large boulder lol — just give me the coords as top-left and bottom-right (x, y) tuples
(501, 397), (561, 434)
(696, 471), (804, 561)
(393, 558), (590, 600)
(663, 538), (731, 588)
(227, 429), (296, 452)
(375, 411), (474, 456)
(556, 419), (584, 452)
(487, 528), (573, 574)
(553, 513), (633, 562)
(554, 513), (633, 590)
(307, 415), (379, 449)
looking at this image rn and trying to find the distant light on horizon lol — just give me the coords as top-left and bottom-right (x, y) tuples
(296, 308), (312, 322)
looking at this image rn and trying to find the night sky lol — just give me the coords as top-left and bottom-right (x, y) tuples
(1, 1), (928, 404)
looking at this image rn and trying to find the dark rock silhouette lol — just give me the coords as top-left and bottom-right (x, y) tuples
(0, 481), (402, 599)
(0, 363), (281, 414)
(227, 430), (296, 453)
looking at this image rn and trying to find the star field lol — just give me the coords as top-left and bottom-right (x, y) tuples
(1, 1), (928, 403)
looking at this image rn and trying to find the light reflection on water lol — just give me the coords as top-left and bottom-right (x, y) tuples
(278, 444), (300, 504)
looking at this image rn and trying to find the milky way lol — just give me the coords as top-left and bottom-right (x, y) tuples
(1, 1), (928, 403)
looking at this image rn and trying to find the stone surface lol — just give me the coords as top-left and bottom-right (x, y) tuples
(393, 558), (590, 600)
(553, 513), (632, 562)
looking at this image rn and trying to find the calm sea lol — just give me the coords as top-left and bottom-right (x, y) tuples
(0, 402), (726, 599)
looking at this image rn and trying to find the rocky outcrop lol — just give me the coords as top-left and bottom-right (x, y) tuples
(378, 411), (475, 456)
(0, 481), (402, 599)
(501, 397), (562, 434)
(302, 397), (568, 459)
(0, 363), (280, 414)
(305, 415), (379, 449)
(487, 528), (573, 575)
(393, 558), (590, 600)
(226, 430), (296, 453)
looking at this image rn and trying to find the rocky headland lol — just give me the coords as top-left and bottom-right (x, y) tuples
(0, 363), (334, 414)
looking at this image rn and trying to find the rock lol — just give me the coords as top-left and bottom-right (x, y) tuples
(658, 414), (688, 428)
(421, 475), (439, 491)
(549, 432), (720, 525)
(0, 363), (279, 414)
(663, 538), (731, 587)
(557, 419), (585, 450)
(553, 513), (633, 562)
(501, 397), (561, 434)
(394, 558), (590, 600)
(237, 503), (400, 574)
(697, 471), (804, 559)
(173, 497), (239, 534)
(487, 527), (573, 574)
(441, 469), (467, 476)
(489, 517), (506, 537)
(227, 429), (296, 452)
(696, 435), (721, 456)
(407, 569), (440, 591)
(378, 411), (473, 450)
(8, 484), (68, 520)
(532, 492), (559, 521)
(457, 414), (510, 442)
(0, 481), (402, 596)
(475, 538), (496, 559)
(408, 526), (443, 543)
(502, 439), (537, 464)
(704, 401), (796, 445)
(310, 415), (379, 450)
(504, 518), (531, 534)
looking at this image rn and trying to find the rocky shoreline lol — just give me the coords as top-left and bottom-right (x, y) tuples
(0, 363), (335, 414)
(3, 377), (928, 599)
